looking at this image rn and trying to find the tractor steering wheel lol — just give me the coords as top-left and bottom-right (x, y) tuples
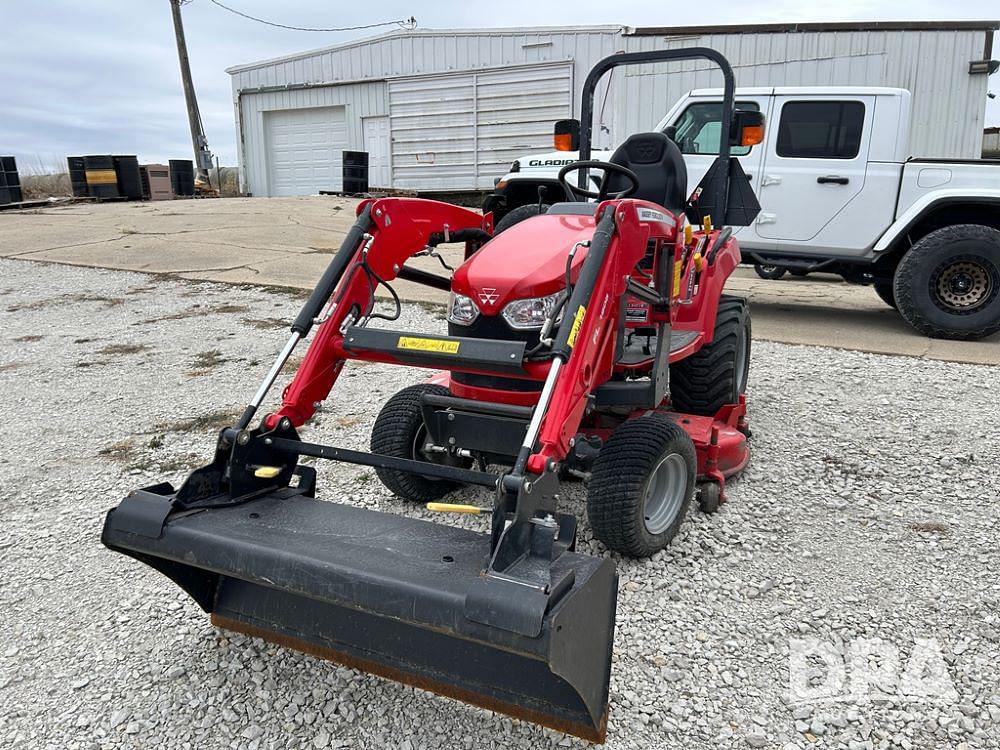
(557, 161), (640, 201)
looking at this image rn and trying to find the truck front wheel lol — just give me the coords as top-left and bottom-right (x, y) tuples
(893, 225), (1000, 340)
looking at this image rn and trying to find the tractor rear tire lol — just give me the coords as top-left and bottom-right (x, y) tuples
(493, 203), (550, 234)
(669, 295), (751, 416)
(587, 414), (696, 557)
(371, 384), (463, 503)
(893, 224), (1000, 340)
(873, 281), (897, 309)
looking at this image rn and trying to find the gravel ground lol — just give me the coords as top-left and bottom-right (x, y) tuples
(1, 257), (999, 750)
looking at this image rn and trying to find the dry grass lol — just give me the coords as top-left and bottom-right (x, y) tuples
(911, 521), (950, 535)
(186, 349), (228, 377)
(0, 362), (25, 372)
(154, 406), (242, 433)
(243, 317), (288, 330)
(98, 438), (136, 463)
(13, 335), (44, 343)
(20, 172), (72, 200)
(142, 303), (249, 324)
(98, 342), (152, 356)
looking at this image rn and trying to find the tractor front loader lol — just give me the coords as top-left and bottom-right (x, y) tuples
(102, 47), (763, 742)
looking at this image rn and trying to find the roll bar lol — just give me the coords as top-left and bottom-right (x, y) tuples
(577, 47), (738, 219)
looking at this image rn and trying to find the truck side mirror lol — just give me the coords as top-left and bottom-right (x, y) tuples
(554, 119), (581, 151)
(731, 110), (765, 147)
(663, 125), (678, 142)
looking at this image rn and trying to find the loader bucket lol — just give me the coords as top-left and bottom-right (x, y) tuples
(102, 485), (618, 742)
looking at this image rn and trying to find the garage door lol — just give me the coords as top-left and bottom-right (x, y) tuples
(264, 106), (347, 196)
(389, 62), (572, 191)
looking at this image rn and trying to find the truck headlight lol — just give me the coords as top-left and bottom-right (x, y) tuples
(447, 292), (479, 326)
(501, 292), (563, 330)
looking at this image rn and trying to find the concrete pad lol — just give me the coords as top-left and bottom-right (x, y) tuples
(1, 196), (997, 365)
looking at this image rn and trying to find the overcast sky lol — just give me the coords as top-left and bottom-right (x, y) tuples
(2, 0), (997, 171)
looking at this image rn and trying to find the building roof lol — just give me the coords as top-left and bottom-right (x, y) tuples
(227, 20), (1000, 75)
(627, 20), (999, 36)
(226, 25), (624, 74)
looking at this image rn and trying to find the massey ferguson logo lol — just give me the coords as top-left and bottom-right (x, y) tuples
(478, 288), (499, 306)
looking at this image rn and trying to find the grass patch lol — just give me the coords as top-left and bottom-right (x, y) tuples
(8, 293), (124, 313)
(98, 438), (136, 463)
(154, 406), (242, 433)
(98, 342), (152, 356)
(142, 303), (250, 324)
(186, 349), (228, 376)
(911, 521), (949, 535)
(156, 453), (204, 473)
(13, 335), (43, 343)
(0, 362), (24, 372)
(243, 317), (289, 330)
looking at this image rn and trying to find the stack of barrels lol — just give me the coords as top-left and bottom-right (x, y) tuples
(169, 159), (195, 197)
(342, 151), (369, 194)
(0, 157), (22, 205)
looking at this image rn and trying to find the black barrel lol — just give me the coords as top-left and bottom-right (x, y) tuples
(0, 156), (21, 204)
(342, 151), (369, 194)
(67, 157), (89, 197)
(169, 159), (195, 197)
(84, 155), (119, 200)
(113, 155), (143, 200)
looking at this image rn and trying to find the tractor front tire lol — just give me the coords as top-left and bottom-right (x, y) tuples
(493, 203), (551, 234)
(893, 224), (1000, 340)
(371, 384), (462, 503)
(669, 295), (751, 416)
(587, 414), (697, 557)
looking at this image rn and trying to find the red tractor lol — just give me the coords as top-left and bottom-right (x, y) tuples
(103, 47), (764, 742)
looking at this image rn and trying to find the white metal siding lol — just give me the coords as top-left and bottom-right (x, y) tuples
(621, 30), (991, 159)
(388, 62), (573, 190)
(230, 26), (993, 191)
(264, 107), (347, 195)
(238, 81), (386, 196)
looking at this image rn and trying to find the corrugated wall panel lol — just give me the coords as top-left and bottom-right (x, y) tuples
(621, 29), (989, 158)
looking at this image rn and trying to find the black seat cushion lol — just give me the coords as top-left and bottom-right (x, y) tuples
(602, 132), (688, 211)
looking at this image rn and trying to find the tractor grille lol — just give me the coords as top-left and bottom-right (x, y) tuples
(449, 316), (543, 392)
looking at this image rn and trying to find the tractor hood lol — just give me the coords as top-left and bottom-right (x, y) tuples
(452, 212), (596, 314)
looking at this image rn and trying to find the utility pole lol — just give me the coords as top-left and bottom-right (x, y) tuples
(169, 0), (213, 188)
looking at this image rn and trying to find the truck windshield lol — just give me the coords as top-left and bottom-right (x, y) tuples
(670, 101), (761, 156)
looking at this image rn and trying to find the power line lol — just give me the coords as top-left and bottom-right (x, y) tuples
(205, 0), (416, 33)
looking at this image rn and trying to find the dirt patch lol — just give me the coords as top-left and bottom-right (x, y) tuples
(13, 335), (44, 343)
(335, 416), (364, 428)
(142, 303), (250, 324)
(186, 349), (228, 376)
(243, 317), (289, 330)
(7, 293), (123, 313)
(911, 521), (950, 535)
(154, 406), (243, 433)
(412, 300), (448, 321)
(98, 438), (136, 463)
(0, 362), (25, 372)
(98, 343), (152, 356)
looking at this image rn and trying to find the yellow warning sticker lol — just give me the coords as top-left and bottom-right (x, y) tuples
(672, 259), (683, 297)
(566, 305), (587, 348)
(397, 336), (460, 354)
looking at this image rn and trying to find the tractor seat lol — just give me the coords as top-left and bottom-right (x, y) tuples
(602, 132), (688, 212)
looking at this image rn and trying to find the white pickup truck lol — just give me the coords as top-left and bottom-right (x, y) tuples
(485, 87), (1000, 340)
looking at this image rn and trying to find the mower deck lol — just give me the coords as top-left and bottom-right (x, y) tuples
(103, 488), (616, 741)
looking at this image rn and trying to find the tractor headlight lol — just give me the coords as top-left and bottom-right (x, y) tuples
(447, 292), (479, 326)
(501, 292), (563, 330)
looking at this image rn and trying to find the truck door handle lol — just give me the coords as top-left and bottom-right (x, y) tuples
(761, 175), (781, 186)
(817, 175), (850, 185)
(756, 212), (777, 225)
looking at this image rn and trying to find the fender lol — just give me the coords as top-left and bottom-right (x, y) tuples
(873, 189), (1000, 253)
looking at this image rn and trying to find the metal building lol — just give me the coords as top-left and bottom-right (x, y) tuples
(227, 21), (998, 196)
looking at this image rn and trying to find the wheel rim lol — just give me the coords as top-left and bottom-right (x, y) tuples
(930, 257), (997, 314)
(642, 452), (688, 535)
